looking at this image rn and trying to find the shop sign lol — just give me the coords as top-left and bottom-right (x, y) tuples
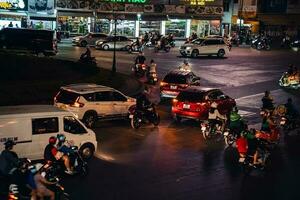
(104, 0), (147, 4)
(182, 0), (222, 6)
(165, 5), (185, 14)
(28, 0), (55, 14)
(186, 6), (223, 15)
(125, 3), (143, 12)
(0, 0), (27, 10)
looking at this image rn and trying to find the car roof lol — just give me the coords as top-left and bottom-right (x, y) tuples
(60, 83), (115, 94)
(0, 105), (67, 117)
(183, 86), (220, 93)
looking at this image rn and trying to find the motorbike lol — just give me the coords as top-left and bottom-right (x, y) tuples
(154, 44), (171, 53)
(201, 119), (224, 141)
(128, 42), (143, 53)
(146, 71), (158, 85)
(47, 145), (88, 177)
(279, 72), (300, 90)
(168, 40), (176, 48)
(79, 54), (97, 66)
(239, 139), (272, 174)
(129, 105), (160, 129)
(280, 115), (300, 136)
(132, 64), (148, 78)
(256, 39), (271, 50)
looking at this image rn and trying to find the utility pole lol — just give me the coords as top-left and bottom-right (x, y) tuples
(239, 0), (244, 33)
(112, 3), (117, 74)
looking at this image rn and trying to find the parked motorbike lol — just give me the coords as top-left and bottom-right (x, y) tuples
(256, 38), (271, 50)
(154, 44), (171, 53)
(132, 64), (148, 78)
(129, 105), (160, 129)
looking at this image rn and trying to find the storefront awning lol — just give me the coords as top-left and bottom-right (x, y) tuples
(0, 11), (27, 17)
(57, 10), (93, 17)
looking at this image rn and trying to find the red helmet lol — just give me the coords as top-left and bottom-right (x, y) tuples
(48, 136), (57, 145)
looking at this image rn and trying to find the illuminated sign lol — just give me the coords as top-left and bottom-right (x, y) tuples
(0, 0), (27, 10)
(183, 0), (218, 6)
(104, 0), (147, 4)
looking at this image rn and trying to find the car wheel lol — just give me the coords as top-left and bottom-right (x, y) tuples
(217, 49), (225, 58)
(79, 143), (95, 160)
(175, 116), (182, 123)
(191, 50), (199, 58)
(80, 41), (88, 47)
(103, 45), (109, 50)
(124, 45), (130, 51)
(82, 112), (97, 128)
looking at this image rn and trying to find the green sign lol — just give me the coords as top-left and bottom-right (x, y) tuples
(105, 0), (147, 4)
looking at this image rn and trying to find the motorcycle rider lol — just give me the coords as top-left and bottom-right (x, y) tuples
(43, 136), (74, 175)
(136, 87), (154, 115)
(32, 163), (56, 200)
(208, 101), (227, 132)
(179, 60), (191, 71)
(149, 59), (157, 74)
(246, 129), (259, 165)
(80, 46), (92, 61)
(261, 111), (276, 133)
(229, 107), (246, 136)
(56, 134), (73, 155)
(135, 51), (146, 65)
(261, 90), (274, 112)
(236, 132), (248, 158)
(0, 140), (19, 176)
(285, 98), (299, 121)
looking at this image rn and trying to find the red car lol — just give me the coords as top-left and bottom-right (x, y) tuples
(172, 87), (236, 121)
(160, 70), (201, 98)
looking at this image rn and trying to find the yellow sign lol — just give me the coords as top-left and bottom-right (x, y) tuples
(0, 2), (12, 9)
(185, 0), (215, 6)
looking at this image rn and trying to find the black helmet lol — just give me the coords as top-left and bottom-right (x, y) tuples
(4, 140), (16, 149)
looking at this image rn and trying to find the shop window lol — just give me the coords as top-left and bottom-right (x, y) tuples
(165, 20), (186, 38)
(140, 21), (161, 35)
(95, 19), (110, 34)
(113, 20), (135, 37)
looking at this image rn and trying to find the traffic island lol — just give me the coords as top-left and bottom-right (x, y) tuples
(0, 53), (143, 106)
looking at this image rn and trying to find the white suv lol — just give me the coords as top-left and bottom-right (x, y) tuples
(180, 38), (229, 58)
(54, 83), (136, 128)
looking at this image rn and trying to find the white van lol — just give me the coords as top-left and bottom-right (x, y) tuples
(0, 105), (97, 160)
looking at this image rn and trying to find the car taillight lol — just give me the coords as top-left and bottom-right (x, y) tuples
(160, 82), (167, 87)
(179, 84), (188, 88)
(71, 101), (84, 108)
(173, 99), (178, 105)
(196, 102), (204, 111)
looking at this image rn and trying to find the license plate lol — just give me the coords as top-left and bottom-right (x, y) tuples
(170, 85), (177, 90)
(280, 120), (286, 125)
(223, 132), (229, 136)
(183, 104), (190, 109)
(239, 157), (245, 163)
(129, 114), (134, 119)
(201, 126), (206, 131)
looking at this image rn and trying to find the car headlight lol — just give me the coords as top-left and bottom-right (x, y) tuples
(186, 47), (192, 50)
(97, 41), (103, 45)
(75, 38), (80, 41)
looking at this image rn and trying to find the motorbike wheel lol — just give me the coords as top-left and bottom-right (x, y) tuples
(225, 134), (235, 146)
(131, 115), (141, 129)
(202, 130), (210, 140)
(57, 192), (70, 200)
(257, 44), (263, 50)
(165, 47), (170, 52)
(265, 45), (271, 51)
(152, 113), (160, 126)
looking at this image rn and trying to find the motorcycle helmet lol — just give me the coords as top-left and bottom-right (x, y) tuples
(57, 134), (66, 143)
(4, 140), (16, 149)
(183, 59), (188, 65)
(48, 136), (57, 145)
(230, 112), (241, 122)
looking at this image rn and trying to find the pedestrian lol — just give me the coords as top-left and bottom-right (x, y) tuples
(8, 22), (13, 27)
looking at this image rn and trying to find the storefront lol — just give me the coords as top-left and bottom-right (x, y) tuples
(0, 0), (28, 28)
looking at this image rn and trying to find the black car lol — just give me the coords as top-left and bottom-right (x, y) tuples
(160, 69), (201, 98)
(0, 28), (57, 56)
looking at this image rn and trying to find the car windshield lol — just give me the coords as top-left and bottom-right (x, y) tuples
(56, 90), (79, 104)
(192, 38), (204, 44)
(163, 74), (187, 84)
(177, 91), (205, 102)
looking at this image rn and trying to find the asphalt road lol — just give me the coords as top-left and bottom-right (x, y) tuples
(58, 41), (300, 200)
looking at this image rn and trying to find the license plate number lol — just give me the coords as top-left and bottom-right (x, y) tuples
(170, 85), (177, 90)
(183, 104), (190, 109)
(129, 115), (134, 119)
